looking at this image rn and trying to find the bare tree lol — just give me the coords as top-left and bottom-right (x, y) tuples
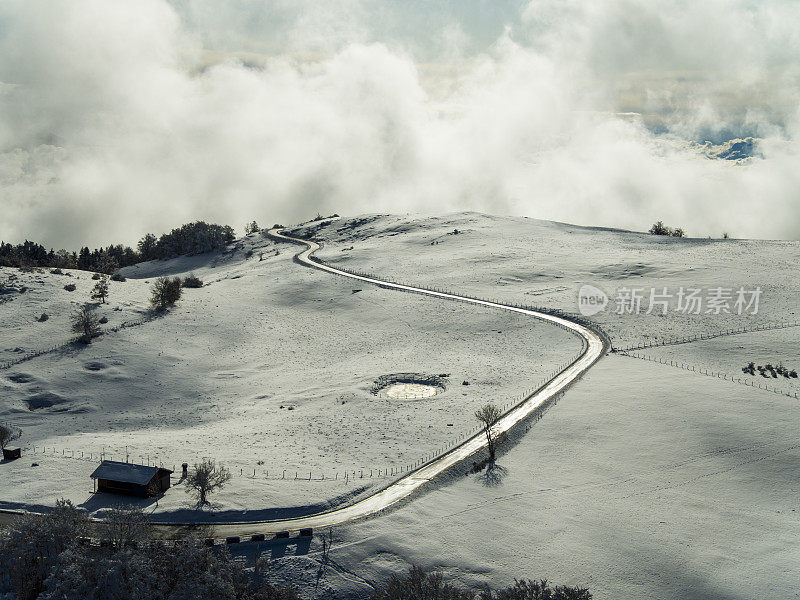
(186, 458), (232, 506)
(475, 404), (502, 460)
(71, 305), (101, 343)
(91, 275), (109, 303)
(0, 422), (22, 450)
(101, 506), (152, 548)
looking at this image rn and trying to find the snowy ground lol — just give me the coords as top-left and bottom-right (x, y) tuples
(235, 355), (800, 600)
(2, 212), (799, 599)
(0, 219), (578, 518)
(301, 214), (799, 349)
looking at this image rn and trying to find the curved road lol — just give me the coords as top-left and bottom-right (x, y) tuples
(0, 229), (607, 538)
(205, 229), (606, 538)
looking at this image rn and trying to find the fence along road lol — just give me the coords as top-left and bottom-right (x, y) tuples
(201, 229), (608, 538)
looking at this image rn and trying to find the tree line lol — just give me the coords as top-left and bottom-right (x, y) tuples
(0, 221), (236, 274)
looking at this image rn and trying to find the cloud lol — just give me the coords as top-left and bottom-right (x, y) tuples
(0, 0), (798, 248)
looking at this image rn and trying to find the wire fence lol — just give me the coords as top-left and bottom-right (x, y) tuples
(619, 350), (800, 399)
(0, 316), (154, 370)
(614, 320), (800, 352)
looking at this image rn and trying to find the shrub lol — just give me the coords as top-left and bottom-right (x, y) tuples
(110, 272), (126, 282)
(0, 422), (22, 449)
(38, 313), (49, 322)
(370, 567), (592, 600)
(99, 316), (108, 324)
(649, 221), (670, 235)
(64, 284), (77, 292)
(91, 273), (101, 280)
(182, 274), (203, 288)
(649, 221), (686, 237)
(150, 276), (182, 311)
(71, 305), (101, 343)
(50, 268), (63, 275)
(245, 220), (260, 235)
(245, 249), (254, 258)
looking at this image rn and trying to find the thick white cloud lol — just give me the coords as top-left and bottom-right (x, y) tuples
(0, 0), (798, 247)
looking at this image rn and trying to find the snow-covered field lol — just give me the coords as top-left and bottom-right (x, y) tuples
(240, 356), (800, 600)
(2, 212), (800, 600)
(303, 214), (799, 349)
(1, 217), (579, 518)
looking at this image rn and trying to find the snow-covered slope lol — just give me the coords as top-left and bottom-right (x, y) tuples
(1, 217), (580, 519)
(2, 212), (799, 600)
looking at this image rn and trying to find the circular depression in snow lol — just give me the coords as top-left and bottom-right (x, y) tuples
(372, 373), (447, 399)
(382, 382), (440, 399)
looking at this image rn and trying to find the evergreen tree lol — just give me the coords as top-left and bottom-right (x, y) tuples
(90, 276), (109, 303)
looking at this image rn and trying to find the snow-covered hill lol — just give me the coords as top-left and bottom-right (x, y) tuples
(3, 212), (800, 599)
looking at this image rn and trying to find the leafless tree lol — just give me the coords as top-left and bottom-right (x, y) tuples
(475, 404), (502, 460)
(186, 458), (232, 506)
(100, 506), (152, 548)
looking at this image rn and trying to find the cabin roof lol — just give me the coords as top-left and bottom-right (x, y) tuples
(90, 460), (171, 485)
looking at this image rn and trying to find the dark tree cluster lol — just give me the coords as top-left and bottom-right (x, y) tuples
(0, 241), (137, 274)
(0, 504), (592, 600)
(0, 501), (298, 600)
(743, 361), (798, 378)
(138, 221), (235, 261)
(648, 221), (685, 238)
(370, 566), (592, 600)
(1, 221), (236, 275)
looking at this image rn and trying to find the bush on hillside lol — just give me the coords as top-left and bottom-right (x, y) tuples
(182, 274), (203, 288)
(110, 272), (126, 282)
(71, 305), (101, 343)
(649, 221), (685, 238)
(245, 221), (260, 235)
(150, 277), (182, 311)
(63, 284), (76, 292)
(0, 422), (22, 450)
(369, 566), (592, 600)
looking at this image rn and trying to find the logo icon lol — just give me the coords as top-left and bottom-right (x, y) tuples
(578, 284), (608, 316)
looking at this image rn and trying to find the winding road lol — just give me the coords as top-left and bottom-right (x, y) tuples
(0, 229), (607, 538)
(204, 229), (607, 538)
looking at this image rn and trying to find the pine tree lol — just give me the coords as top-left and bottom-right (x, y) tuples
(90, 276), (109, 303)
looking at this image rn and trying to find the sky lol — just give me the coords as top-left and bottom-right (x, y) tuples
(1, 0), (799, 248)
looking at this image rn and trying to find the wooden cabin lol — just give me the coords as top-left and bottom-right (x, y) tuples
(90, 460), (172, 497)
